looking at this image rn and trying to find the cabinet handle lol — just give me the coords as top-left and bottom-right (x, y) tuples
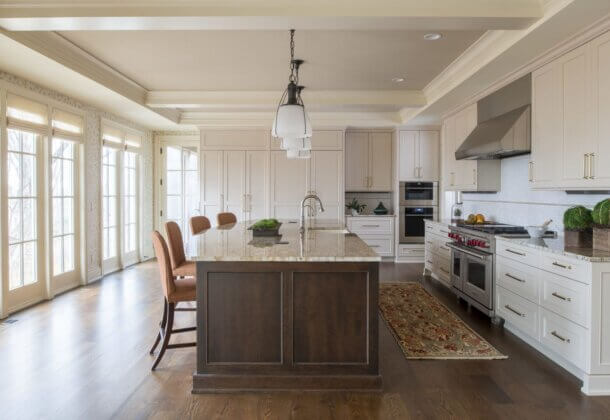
(552, 261), (572, 270)
(472, 168), (476, 185)
(504, 305), (526, 317)
(590, 153), (595, 179)
(369, 245), (380, 248)
(414, 167), (418, 178)
(440, 230), (449, 234)
(451, 172), (455, 186)
(440, 267), (449, 274)
(505, 248), (526, 256)
(584, 154), (589, 179)
(426, 241), (434, 245)
(506, 273), (525, 283)
(551, 331), (571, 343)
(551, 292), (571, 302)
(426, 259), (433, 264)
(362, 224), (380, 228)
(440, 246), (450, 251)
(528, 161), (534, 182)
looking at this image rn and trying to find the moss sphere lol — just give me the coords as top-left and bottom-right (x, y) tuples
(563, 206), (593, 231)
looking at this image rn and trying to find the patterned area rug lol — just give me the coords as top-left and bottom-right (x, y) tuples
(379, 283), (507, 360)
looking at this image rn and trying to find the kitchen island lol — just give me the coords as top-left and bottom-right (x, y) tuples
(188, 220), (382, 392)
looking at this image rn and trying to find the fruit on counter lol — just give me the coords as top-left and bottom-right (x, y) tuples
(466, 214), (477, 224)
(475, 214), (486, 224)
(592, 198), (610, 227)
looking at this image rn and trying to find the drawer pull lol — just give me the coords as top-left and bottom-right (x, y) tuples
(551, 292), (571, 302)
(369, 245), (380, 248)
(440, 246), (450, 251)
(551, 331), (571, 343)
(440, 230), (449, 234)
(426, 259), (433, 264)
(362, 224), (380, 228)
(505, 248), (526, 256)
(440, 267), (449, 274)
(426, 241), (433, 245)
(504, 305), (526, 317)
(552, 261), (572, 270)
(506, 273), (525, 283)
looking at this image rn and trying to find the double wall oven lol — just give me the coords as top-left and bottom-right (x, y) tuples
(399, 182), (438, 243)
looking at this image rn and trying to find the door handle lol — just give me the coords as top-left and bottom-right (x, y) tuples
(589, 153), (595, 179)
(584, 154), (589, 179)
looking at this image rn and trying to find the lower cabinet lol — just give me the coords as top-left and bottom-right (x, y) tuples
(347, 216), (394, 257)
(422, 220), (451, 287)
(398, 244), (425, 263)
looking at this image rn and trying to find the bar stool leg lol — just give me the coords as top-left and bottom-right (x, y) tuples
(149, 299), (168, 355)
(151, 302), (175, 371)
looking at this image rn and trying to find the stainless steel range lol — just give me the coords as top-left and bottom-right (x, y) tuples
(447, 223), (555, 318)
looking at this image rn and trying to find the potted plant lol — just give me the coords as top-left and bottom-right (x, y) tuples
(248, 218), (282, 237)
(345, 198), (366, 216)
(563, 205), (593, 248)
(592, 198), (610, 252)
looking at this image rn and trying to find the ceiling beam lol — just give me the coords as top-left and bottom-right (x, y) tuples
(146, 90), (426, 110)
(0, 0), (542, 31)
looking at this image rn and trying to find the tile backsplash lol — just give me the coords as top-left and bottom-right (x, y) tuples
(345, 192), (394, 215)
(461, 155), (608, 233)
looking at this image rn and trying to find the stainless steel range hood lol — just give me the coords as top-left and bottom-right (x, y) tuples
(456, 74), (531, 160)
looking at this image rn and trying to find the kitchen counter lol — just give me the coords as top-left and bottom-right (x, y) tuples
(498, 235), (610, 262)
(346, 214), (395, 218)
(190, 219), (381, 392)
(188, 219), (380, 262)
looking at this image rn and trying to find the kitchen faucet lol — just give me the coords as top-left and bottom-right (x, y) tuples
(300, 193), (325, 233)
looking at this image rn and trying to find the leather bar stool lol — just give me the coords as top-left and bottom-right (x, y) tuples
(164, 221), (196, 278)
(216, 212), (237, 226)
(190, 215), (211, 235)
(149, 231), (196, 370)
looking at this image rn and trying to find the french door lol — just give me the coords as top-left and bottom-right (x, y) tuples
(4, 128), (45, 311)
(122, 151), (139, 267)
(159, 143), (199, 247)
(102, 146), (119, 273)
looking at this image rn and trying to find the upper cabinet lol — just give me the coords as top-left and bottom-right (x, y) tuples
(399, 130), (439, 181)
(531, 30), (610, 190)
(442, 104), (500, 192)
(345, 130), (393, 192)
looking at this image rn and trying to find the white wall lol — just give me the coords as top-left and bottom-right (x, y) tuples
(461, 154), (608, 233)
(0, 71), (154, 282)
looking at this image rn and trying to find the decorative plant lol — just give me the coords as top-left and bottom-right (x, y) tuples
(592, 198), (610, 228)
(345, 198), (366, 213)
(563, 206), (593, 231)
(251, 218), (281, 231)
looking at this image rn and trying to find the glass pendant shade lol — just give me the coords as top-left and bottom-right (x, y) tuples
(272, 104), (311, 139)
(280, 137), (311, 151)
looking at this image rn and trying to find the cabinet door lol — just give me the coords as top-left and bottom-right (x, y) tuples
(270, 151), (308, 219)
(311, 130), (343, 150)
(369, 132), (393, 191)
(441, 118), (456, 190)
(345, 132), (369, 191)
(531, 60), (563, 188)
(223, 151), (246, 220)
(245, 151), (268, 221)
(454, 104), (478, 189)
(201, 150), (223, 220)
(590, 31), (610, 185)
(419, 131), (440, 181)
(399, 131), (419, 181)
(560, 44), (592, 186)
(309, 151), (343, 221)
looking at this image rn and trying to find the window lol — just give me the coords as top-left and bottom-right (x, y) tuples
(7, 129), (39, 290)
(102, 147), (118, 262)
(51, 139), (76, 276)
(123, 151), (138, 255)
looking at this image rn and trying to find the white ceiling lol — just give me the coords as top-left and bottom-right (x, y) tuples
(58, 30), (484, 91)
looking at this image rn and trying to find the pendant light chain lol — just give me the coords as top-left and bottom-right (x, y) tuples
(289, 29), (297, 84)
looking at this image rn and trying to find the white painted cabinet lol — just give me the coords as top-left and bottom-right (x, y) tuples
(270, 150), (344, 221)
(531, 31), (610, 190)
(423, 220), (451, 285)
(202, 150), (268, 223)
(347, 216), (394, 257)
(345, 130), (393, 192)
(441, 105), (500, 192)
(399, 130), (439, 181)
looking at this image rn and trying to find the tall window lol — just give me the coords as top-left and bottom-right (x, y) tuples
(51, 139), (76, 275)
(101, 123), (141, 272)
(7, 129), (39, 290)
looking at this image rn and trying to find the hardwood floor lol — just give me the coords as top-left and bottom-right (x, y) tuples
(1, 261), (610, 419)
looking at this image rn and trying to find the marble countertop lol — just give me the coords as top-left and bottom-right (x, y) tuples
(497, 236), (610, 263)
(188, 219), (381, 262)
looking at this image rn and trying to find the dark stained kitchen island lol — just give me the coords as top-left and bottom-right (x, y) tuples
(188, 220), (381, 392)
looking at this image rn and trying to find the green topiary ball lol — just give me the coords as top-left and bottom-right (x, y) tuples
(592, 198), (610, 226)
(563, 205), (593, 231)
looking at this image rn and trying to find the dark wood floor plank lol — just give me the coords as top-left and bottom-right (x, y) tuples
(1, 261), (609, 419)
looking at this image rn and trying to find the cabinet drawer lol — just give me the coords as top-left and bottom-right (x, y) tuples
(424, 221), (450, 237)
(497, 286), (539, 339)
(434, 237), (451, 259)
(540, 272), (589, 328)
(496, 241), (538, 267)
(496, 256), (539, 303)
(539, 307), (586, 370)
(361, 235), (393, 256)
(349, 218), (393, 235)
(540, 254), (589, 284)
(436, 254), (451, 281)
(399, 244), (424, 257)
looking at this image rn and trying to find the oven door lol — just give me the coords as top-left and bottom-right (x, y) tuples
(399, 206), (437, 243)
(400, 182), (438, 206)
(462, 248), (494, 310)
(450, 246), (464, 290)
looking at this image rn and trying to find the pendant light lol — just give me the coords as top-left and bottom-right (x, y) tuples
(272, 29), (312, 158)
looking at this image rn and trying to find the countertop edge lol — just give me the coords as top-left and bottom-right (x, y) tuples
(497, 236), (610, 263)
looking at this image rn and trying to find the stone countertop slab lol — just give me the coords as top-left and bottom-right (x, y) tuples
(497, 236), (610, 263)
(188, 219), (381, 262)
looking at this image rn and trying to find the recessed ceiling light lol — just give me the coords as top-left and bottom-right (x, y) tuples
(424, 33), (442, 41)
(392, 77), (405, 83)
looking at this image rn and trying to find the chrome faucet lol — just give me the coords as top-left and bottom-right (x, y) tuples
(300, 193), (325, 233)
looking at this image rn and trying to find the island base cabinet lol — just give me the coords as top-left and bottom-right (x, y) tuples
(193, 261), (381, 392)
